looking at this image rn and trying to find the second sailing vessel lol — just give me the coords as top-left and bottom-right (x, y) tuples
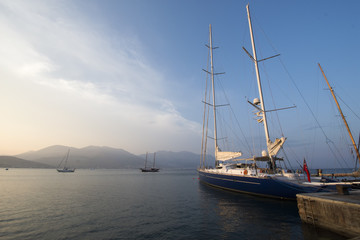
(317, 63), (360, 178)
(141, 152), (159, 172)
(57, 149), (75, 173)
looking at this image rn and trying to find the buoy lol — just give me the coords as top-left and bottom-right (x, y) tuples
(244, 170), (248, 175)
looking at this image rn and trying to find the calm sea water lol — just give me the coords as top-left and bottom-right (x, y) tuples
(0, 168), (346, 240)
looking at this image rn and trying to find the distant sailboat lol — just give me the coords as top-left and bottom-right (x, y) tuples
(57, 149), (75, 173)
(141, 152), (159, 172)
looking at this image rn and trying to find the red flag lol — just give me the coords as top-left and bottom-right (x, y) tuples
(303, 159), (311, 182)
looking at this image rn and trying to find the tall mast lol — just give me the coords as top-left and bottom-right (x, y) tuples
(64, 149), (70, 167)
(246, 5), (273, 166)
(144, 152), (148, 169)
(318, 63), (360, 166)
(153, 152), (156, 168)
(209, 24), (219, 163)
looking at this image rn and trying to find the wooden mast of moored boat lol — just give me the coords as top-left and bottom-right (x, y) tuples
(318, 63), (360, 176)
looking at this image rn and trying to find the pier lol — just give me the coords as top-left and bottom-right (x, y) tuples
(297, 187), (360, 238)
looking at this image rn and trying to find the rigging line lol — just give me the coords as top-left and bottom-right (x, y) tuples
(356, 133), (360, 170)
(228, 111), (241, 150)
(246, 97), (257, 156)
(260, 61), (285, 137)
(253, 13), (280, 61)
(248, 20), (294, 140)
(278, 60), (351, 168)
(57, 152), (68, 168)
(200, 47), (211, 167)
(200, 49), (208, 167)
(309, 68), (321, 167)
(203, 51), (213, 167)
(320, 64), (360, 169)
(277, 58), (332, 143)
(334, 98), (354, 159)
(217, 109), (230, 149)
(278, 148), (288, 170)
(282, 143), (303, 170)
(250, 9), (298, 109)
(202, 87), (210, 167)
(203, 88), (211, 167)
(338, 119), (353, 161)
(218, 108), (243, 151)
(244, 15), (291, 146)
(326, 83), (353, 168)
(327, 140), (349, 168)
(245, 66), (259, 155)
(328, 92), (348, 145)
(323, 97), (348, 168)
(336, 94), (360, 122)
(217, 77), (253, 155)
(202, 40), (215, 167)
(281, 148), (301, 171)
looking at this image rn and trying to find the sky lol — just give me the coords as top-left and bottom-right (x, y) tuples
(0, 0), (360, 168)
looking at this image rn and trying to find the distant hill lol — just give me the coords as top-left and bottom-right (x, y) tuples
(15, 145), (209, 169)
(16, 145), (144, 169)
(0, 156), (52, 168)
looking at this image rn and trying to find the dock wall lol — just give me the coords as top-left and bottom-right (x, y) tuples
(297, 190), (360, 238)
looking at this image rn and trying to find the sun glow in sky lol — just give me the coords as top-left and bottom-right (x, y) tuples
(1, 0), (360, 168)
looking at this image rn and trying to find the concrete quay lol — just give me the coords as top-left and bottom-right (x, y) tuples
(297, 188), (360, 238)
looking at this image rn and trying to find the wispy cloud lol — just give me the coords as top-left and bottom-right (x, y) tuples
(0, 0), (201, 154)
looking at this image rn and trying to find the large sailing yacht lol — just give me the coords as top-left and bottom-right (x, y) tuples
(197, 4), (351, 200)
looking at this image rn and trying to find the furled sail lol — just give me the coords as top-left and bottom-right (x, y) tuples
(216, 146), (242, 161)
(268, 137), (286, 156)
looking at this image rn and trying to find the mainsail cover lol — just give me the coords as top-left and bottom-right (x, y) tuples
(216, 146), (242, 161)
(268, 137), (286, 156)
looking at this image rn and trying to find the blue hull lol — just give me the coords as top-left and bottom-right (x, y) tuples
(198, 169), (332, 200)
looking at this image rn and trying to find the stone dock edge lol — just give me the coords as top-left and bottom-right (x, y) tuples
(297, 188), (360, 238)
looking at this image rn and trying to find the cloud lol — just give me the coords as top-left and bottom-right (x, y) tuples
(0, 0), (201, 154)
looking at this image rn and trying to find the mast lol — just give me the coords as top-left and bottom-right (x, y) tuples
(200, 46), (211, 169)
(64, 149), (70, 168)
(318, 63), (360, 166)
(356, 133), (360, 169)
(144, 152), (148, 169)
(153, 152), (156, 168)
(209, 24), (219, 165)
(246, 4), (274, 168)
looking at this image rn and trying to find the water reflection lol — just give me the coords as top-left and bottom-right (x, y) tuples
(198, 183), (346, 240)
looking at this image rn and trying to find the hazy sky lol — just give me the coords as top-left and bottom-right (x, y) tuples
(1, 0), (359, 168)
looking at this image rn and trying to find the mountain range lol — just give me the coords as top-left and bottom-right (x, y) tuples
(0, 156), (52, 168)
(0, 145), (213, 169)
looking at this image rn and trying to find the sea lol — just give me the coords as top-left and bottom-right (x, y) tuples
(0, 168), (347, 240)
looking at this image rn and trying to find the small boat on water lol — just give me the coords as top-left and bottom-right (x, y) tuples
(198, 4), (360, 200)
(57, 149), (75, 173)
(141, 152), (159, 172)
(57, 167), (75, 173)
